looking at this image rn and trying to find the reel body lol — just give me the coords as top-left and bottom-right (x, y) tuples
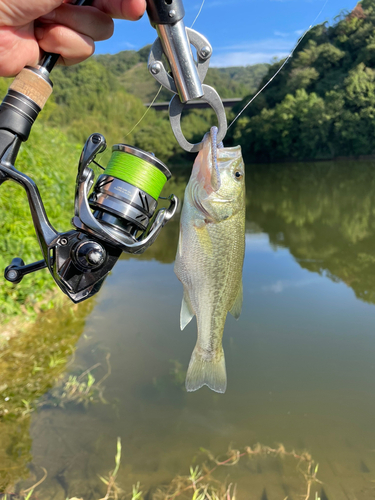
(0, 133), (178, 303)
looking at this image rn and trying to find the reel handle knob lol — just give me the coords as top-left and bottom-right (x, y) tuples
(4, 258), (25, 283)
(4, 258), (46, 284)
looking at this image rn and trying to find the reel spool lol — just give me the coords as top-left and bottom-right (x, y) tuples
(73, 133), (178, 256)
(89, 145), (171, 238)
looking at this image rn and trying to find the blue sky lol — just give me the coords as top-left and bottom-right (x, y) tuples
(95, 0), (359, 66)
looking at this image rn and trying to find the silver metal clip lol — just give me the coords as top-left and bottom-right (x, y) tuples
(147, 15), (227, 152)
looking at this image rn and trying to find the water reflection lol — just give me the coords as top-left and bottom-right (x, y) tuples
(247, 160), (375, 304)
(3, 160), (375, 499)
(0, 299), (95, 491)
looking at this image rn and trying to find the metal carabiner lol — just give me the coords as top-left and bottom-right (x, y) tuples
(169, 85), (227, 153)
(146, 0), (228, 152)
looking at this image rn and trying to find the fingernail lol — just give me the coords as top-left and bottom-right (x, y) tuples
(39, 10), (56, 21)
(35, 27), (44, 40)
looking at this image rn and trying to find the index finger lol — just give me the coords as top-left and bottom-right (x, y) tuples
(92, 0), (146, 21)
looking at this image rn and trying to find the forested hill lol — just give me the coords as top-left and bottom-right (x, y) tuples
(1, 50), (267, 164)
(95, 47), (268, 102)
(230, 0), (375, 162)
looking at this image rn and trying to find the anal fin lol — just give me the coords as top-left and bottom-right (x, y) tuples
(180, 288), (194, 330)
(229, 281), (243, 320)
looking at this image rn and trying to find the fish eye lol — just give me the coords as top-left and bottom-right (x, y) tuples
(234, 171), (243, 179)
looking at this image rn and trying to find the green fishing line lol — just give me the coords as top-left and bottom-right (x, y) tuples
(104, 151), (167, 200)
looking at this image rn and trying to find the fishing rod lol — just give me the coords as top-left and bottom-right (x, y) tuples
(0, 0), (227, 303)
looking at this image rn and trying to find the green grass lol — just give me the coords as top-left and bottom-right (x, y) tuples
(0, 123), (82, 321)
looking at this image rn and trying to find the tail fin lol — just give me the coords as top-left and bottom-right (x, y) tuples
(185, 346), (227, 394)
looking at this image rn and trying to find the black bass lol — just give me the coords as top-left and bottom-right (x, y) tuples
(174, 128), (246, 393)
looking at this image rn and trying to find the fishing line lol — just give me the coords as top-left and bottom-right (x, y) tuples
(104, 149), (168, 199)
(95, 85), (162, 166)
(191, 0), (206, 29)
(123, 84), (163, 139)
(228, 0), (329, 130)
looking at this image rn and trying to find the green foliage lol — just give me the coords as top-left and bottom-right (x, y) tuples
(0, 124), (81, 321)
(50, 59), (152, 151)
(95, 49), (268, 102)
(230, 0), (375, 161)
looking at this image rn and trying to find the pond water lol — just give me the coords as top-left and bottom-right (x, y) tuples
(2, 160), (375, 499)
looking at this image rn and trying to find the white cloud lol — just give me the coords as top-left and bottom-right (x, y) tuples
(274, 29), (306, 38)
(274, 31), (290, 37)
(210, 51), (288, 67)
(262, 280), (285, 293)
(217, 39), (294, 52)
(119, 41), (136, 49)
(245, 233), (274, 253)
(262, 278), (319, 294)
(210, 36), (299, 67)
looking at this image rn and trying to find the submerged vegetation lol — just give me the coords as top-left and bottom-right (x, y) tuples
(2, 441), (322, 500)
(154, 444), (321, 500)
(37, 352), (111, 409)
(0, 299), (95, 419)
(0, 299), (94, 491)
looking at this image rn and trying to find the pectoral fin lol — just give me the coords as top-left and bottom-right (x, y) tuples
(180, 289), (194, 330)
(229, 282), (243, 320)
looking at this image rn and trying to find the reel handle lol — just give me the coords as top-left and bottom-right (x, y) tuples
(4, 258), (46, 284)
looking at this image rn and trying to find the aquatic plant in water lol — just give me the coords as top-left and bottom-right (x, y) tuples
(38, 353), (111, 409)
(3, 441), (322, 500)
(154, 444), (321, 500)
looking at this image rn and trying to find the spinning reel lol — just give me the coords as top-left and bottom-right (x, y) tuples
(0, 128), (177, 302)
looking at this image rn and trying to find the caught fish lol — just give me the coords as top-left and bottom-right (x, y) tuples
(174, 128), (246, 393)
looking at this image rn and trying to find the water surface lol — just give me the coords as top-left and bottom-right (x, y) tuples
(3, 160), (375, 499)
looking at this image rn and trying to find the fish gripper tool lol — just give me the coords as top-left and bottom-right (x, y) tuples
(146, 0), (228, 153)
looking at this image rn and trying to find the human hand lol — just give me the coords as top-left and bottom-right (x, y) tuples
(0, 0), (146, 77)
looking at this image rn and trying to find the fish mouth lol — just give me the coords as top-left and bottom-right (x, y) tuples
(208, 129), (242, 193)
(196, 129), (242, 196)
(197, 129), (221, 194)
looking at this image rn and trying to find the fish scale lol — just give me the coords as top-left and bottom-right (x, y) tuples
(174, 131), (246, 393)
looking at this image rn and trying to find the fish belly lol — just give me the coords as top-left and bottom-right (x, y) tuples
(174, 199), (245, 393)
